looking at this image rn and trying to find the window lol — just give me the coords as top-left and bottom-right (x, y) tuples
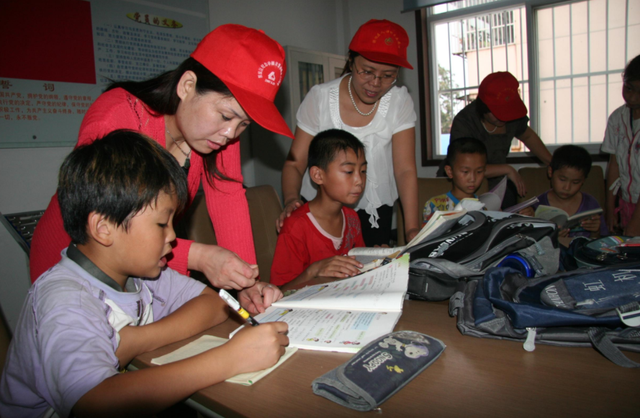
(421, 0), (640, 163)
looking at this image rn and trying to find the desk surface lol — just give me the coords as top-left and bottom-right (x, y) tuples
(133, 300), (640, 418)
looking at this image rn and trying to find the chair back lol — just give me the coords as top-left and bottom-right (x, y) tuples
(175, 186), (282, 283)
(246, 186), (282, 283)
(175, 192), (217, 246)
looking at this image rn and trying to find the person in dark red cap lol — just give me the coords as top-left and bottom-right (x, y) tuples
(441, 71), (551, 208)
(279, 19), (421, 246)
(30, 24), (292, 313)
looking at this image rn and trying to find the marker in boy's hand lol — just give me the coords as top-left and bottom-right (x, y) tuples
(225, 322), (290, 375)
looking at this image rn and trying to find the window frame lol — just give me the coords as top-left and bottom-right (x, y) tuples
(416, 0), (620, 166)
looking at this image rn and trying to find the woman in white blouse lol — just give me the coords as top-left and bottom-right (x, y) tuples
(278, 19), (420, 246)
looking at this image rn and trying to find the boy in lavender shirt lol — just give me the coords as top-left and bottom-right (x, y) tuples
(0, 130), (288, 417)
(534, 145), (607, 239)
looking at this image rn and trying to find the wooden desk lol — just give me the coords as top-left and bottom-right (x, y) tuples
(132, 300), (640, 418)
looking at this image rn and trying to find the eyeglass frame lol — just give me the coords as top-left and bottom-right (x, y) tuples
(351, 61), (398, 86)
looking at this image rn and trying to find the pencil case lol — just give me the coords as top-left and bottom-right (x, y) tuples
(311, 331), (445, 411)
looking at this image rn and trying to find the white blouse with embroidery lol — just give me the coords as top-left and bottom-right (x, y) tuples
(296, 75), (416, 228)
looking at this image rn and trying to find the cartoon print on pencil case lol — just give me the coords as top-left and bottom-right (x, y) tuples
(386, 365), (405, 374)
(404, 344), (429, 359)
(379, 336), (430, 358)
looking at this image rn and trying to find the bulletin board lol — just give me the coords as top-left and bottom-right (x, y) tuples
(0, 0), (208, 148)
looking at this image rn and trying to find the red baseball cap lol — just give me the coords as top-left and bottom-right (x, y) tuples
(477, 72), (528, 121)
(191, 24), (293, 139)
(349, 19), (413, 70)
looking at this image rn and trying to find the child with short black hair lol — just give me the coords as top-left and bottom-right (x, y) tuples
(602, 54), (640, 236)
(0, 130), (288, 417)
(535, 144), (607, 238)
(423, 137), (487, 222)
(271, 129), (367, 290)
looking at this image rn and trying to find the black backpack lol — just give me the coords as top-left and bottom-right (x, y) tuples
(407, 211), (559, 301)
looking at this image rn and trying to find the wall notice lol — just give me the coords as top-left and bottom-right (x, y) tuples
(0, 0), (208, 148)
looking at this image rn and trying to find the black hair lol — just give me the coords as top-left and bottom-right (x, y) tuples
(623, 55), (640, 83)
(340, 51), (359, 77)
(106, 57), (235, 185)
(58, 130), (189, 244)
(445, 137), (487, 168)
(474, 97), (492, 119)
(308, 129), (365, 171)
(549, 145), (592, 177)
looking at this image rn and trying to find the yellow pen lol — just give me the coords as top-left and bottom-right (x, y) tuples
(219, 289), (260, 326)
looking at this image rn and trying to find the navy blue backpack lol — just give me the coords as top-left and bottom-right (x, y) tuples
(450, 262), (640, 367)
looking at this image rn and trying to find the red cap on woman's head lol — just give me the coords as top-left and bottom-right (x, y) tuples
(349, 19), (413, 69)
(477, 72), (528, 121)
(191, 24), (293, 139)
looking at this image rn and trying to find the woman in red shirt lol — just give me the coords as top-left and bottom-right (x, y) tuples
(30, 24), (292, 313)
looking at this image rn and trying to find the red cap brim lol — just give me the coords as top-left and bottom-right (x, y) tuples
(358, 51), (413, 70)
(226, 81), (294, 139)
(488, 99), (528, 122)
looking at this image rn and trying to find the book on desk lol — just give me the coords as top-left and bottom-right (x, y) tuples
(347, 210), (466, 271)
(231, 255), (410, 353)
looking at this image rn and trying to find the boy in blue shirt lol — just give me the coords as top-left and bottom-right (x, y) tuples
(423, 137), (488, 222)
(0, 130), (288, 417)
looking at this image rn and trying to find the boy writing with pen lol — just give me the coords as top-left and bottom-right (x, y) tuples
(0, 130), (289, 418)
(271, 129), (367, 291)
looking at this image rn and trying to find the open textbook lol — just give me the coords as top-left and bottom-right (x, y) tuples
(348, 210), (467, 269)
(476, 176), (538, 213)
(478, 176), (508, 211)
(230, 255), (410, 353)
(534, 205), (603, 230)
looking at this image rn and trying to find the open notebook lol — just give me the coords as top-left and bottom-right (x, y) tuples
(151, 335), (298, 386)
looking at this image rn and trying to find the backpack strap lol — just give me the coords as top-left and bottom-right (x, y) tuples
(588, 327), (640, 368)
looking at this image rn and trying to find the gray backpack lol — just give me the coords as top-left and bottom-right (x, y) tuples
(407, 211), (559, 301)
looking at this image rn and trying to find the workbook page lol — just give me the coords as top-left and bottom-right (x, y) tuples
(272, 254), (409, 312)
(236, 308), (402, 353)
